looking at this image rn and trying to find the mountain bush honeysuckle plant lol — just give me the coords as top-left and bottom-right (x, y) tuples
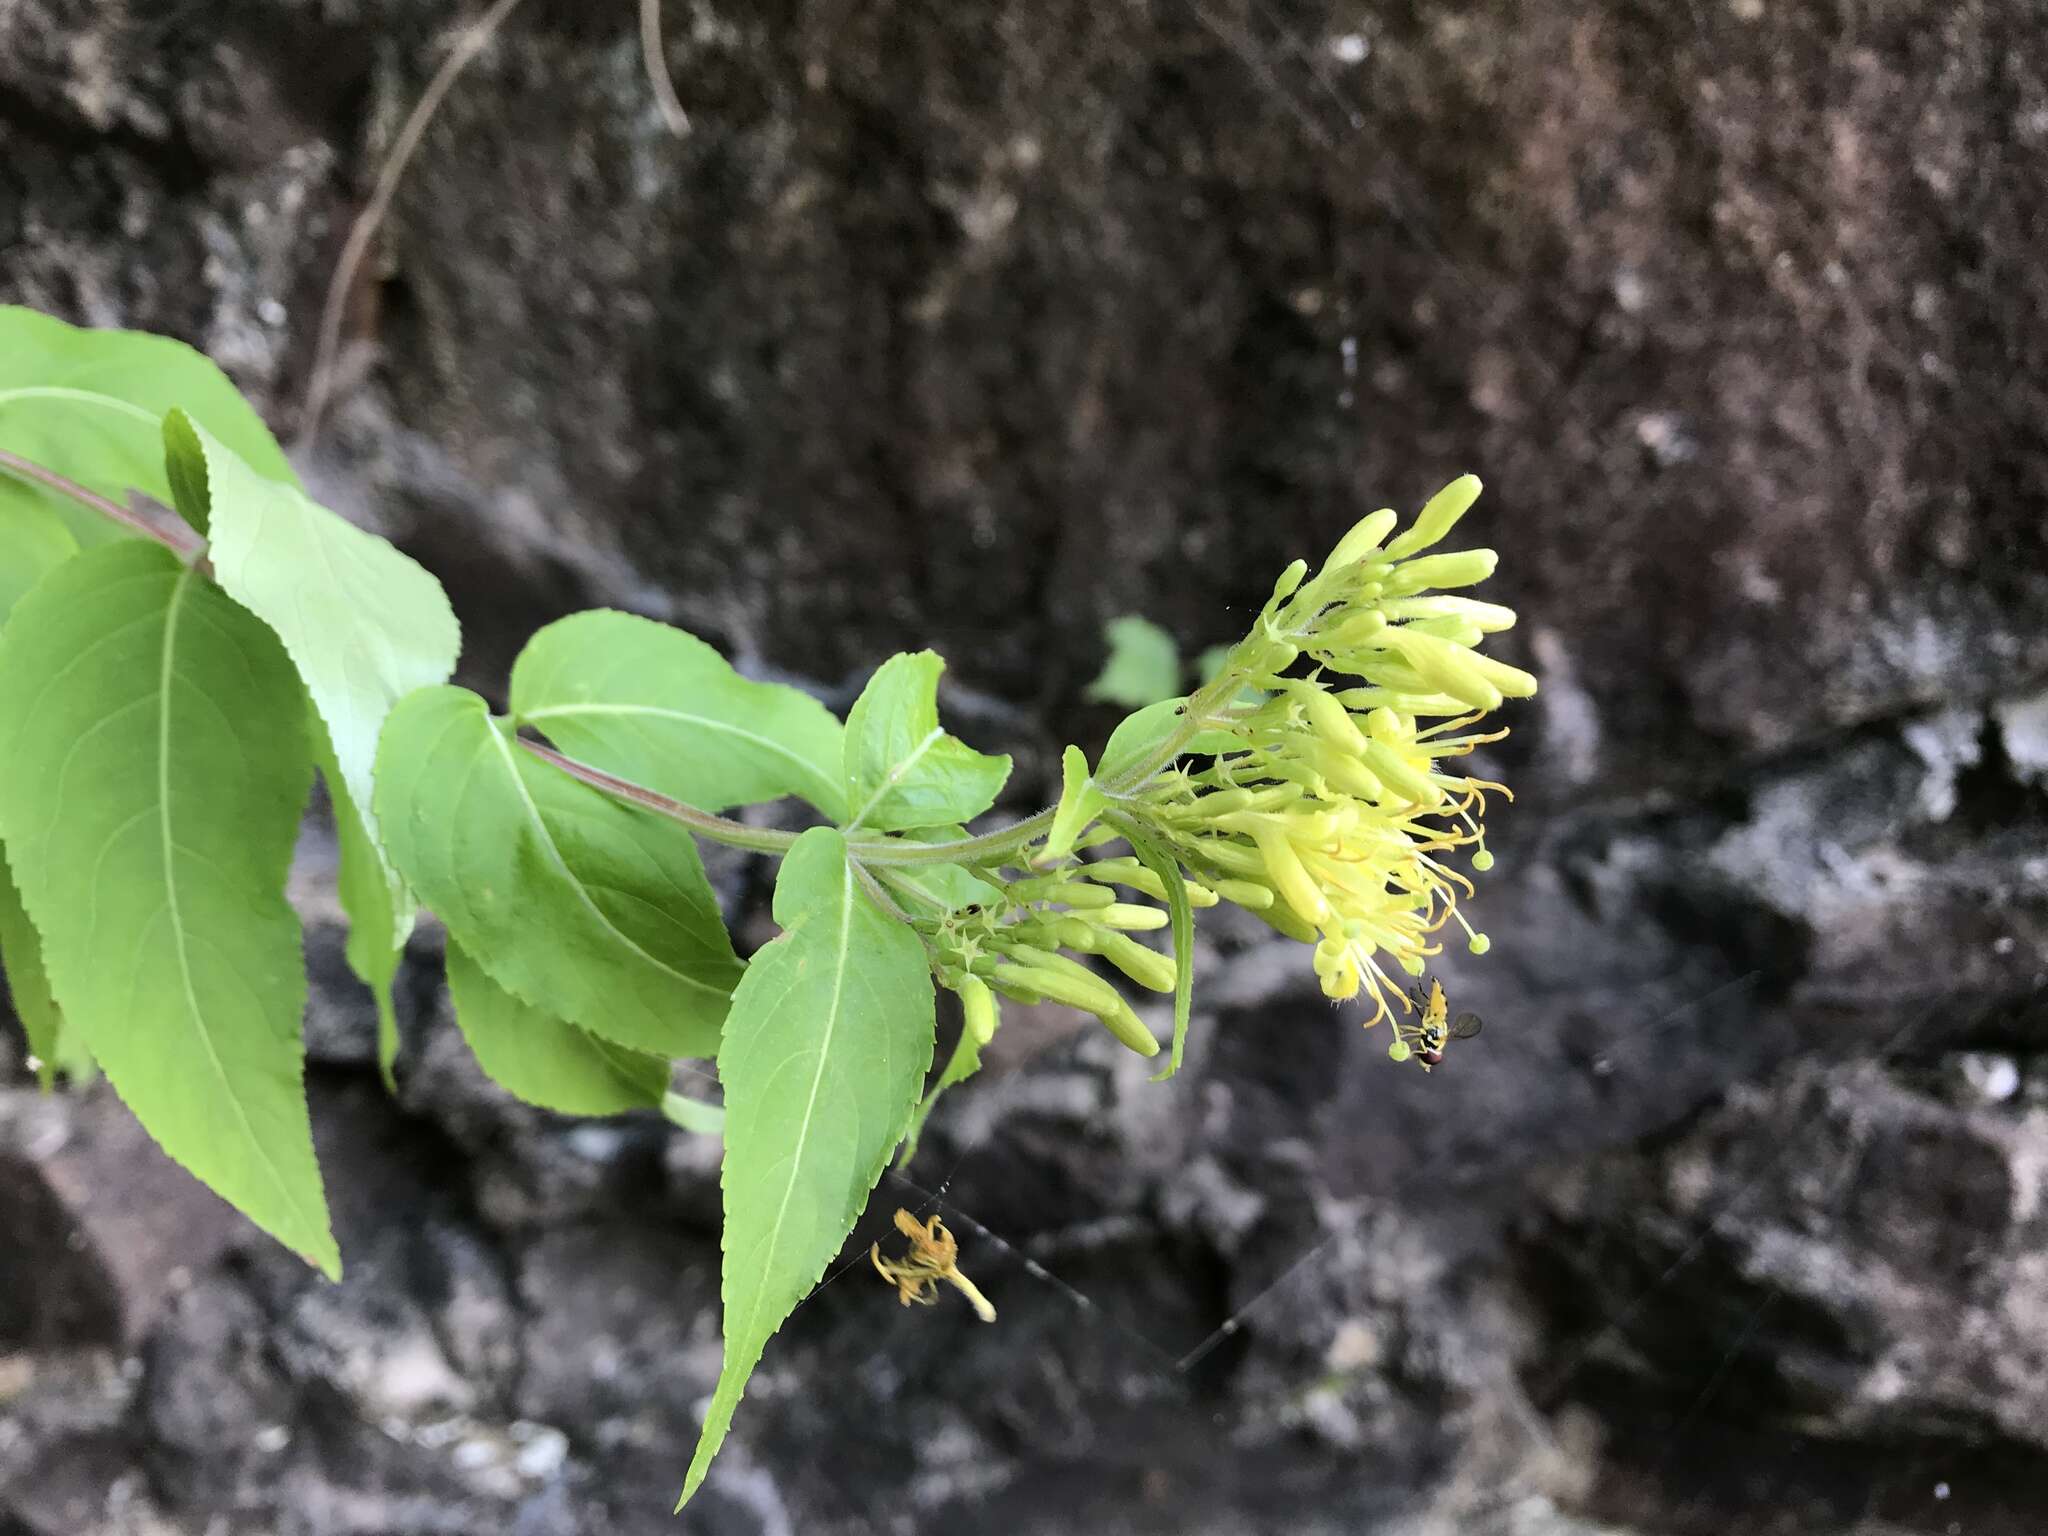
(0, 304), (1535, 1509)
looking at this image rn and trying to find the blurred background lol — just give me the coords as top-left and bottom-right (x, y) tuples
(4, 1), (2048, 1531)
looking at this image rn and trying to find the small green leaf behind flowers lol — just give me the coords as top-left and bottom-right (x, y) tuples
(843, 651), (1011, 832)
(678, 827), (937, 1510)
(1085, 615), (1183, 708)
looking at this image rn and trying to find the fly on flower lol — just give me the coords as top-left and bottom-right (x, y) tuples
(1388, 977), (1482, 1071)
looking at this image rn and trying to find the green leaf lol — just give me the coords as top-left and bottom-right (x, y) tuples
(876, 825), (1002, 915)
(446, 939), (669, 1115)
(0, 500), (77, 627)
(842, 651), (1011, 833)
(510, 609), (845, 818)
(314, 709), (412, 1092)
(0, 305), (299, 548)
(678, 827), (936, 1509)
(160, 407), (212, 536)
(0, 846), (73, 1089)
(168, 411), (459, 1019)
(899, 978), (998, 1169)
(375, 685), (742, 1060)
(662, 1091), (726, 1136)
(1043, 743), (1109, 862)
(1086, 615), (1183, 707)
(1122, 823), (1195, 1079)
(0, 542), (335, 1276)
(1098, 699), (1241, 782)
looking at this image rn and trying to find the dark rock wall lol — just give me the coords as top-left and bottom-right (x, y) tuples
(4, 2), (2047, 1532)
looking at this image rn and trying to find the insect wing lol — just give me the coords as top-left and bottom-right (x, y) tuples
(1450, 1012), (1484, 1040)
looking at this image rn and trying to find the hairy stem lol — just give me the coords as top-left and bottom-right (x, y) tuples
(0, 448), (208, 567)
(520, 659), (1247, 871)
(516, 740), (802, 854)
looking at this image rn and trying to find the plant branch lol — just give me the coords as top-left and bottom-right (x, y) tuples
(520, 658), (1256, 870)
(639, 0), (691, 135)
(516, 739), (802, 854)
(519, 735), (1058, 866)
(298, 0), (530, 446)
(0, 448), (208, 566)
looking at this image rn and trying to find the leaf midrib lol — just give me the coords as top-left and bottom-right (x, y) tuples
(0, 385), (161, 423)
(523, 701), (841, 806)
(154, 565), (321, 1244)
(847, 726), (943, 831)
(482, 718), (727, 998)
(733, 855), (855, 1343)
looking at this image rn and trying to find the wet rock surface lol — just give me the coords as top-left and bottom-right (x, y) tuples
(5, 0), (2048, 1531)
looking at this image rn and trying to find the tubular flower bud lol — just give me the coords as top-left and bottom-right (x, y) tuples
(1096, 903), (1170, 931)
(1110, 473), (1532, 1030)
(1096, 932), (1178, 993)
(959, 975), (998, 1045)
(1319, 508), (1398, 575)
(1380, 473), (1481, 562)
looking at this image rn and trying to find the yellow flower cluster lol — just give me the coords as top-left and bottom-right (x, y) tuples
(1136, 475), (1534, 1028)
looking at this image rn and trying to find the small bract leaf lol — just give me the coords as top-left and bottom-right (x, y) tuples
(677, 827), (935, 1509)
(898, 976), (997, 1169)
(375, 686), (741, 1060)
(0, 305), (300, 548)
(1086, 615), (1183, 708)
(510, 609), (846, 818)
(842, 651), (1010, 833)
(1122, 824), (1194, 1079)
(446, 940), (670, 1115)
(1042, 744), (1109, 863)
(0, 542), (336, 1276)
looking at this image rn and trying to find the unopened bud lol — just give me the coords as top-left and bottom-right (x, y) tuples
(1462, 651), (1539, 699)
(1362, 740), (1444, 807)
(1382, 595), (1517, 632)
(1297, 684), (1369, 755)
(1380, 548), (1499, 597)
(1319, 610), (1389, 650)
(1249, 824), (1330, 927)
(1320, 508), (1398, 574)
(1209, 877), (1275, 910)
(1379, 629), (1504, 712)
(1095, 931), (1177, 993)
(958, 975), (998, 1044)
(1382, 474), (1482, 562)
(1097, 903), (1169, 931)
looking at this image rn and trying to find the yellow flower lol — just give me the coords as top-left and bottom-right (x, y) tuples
(1130, 475), (1532, 1028)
